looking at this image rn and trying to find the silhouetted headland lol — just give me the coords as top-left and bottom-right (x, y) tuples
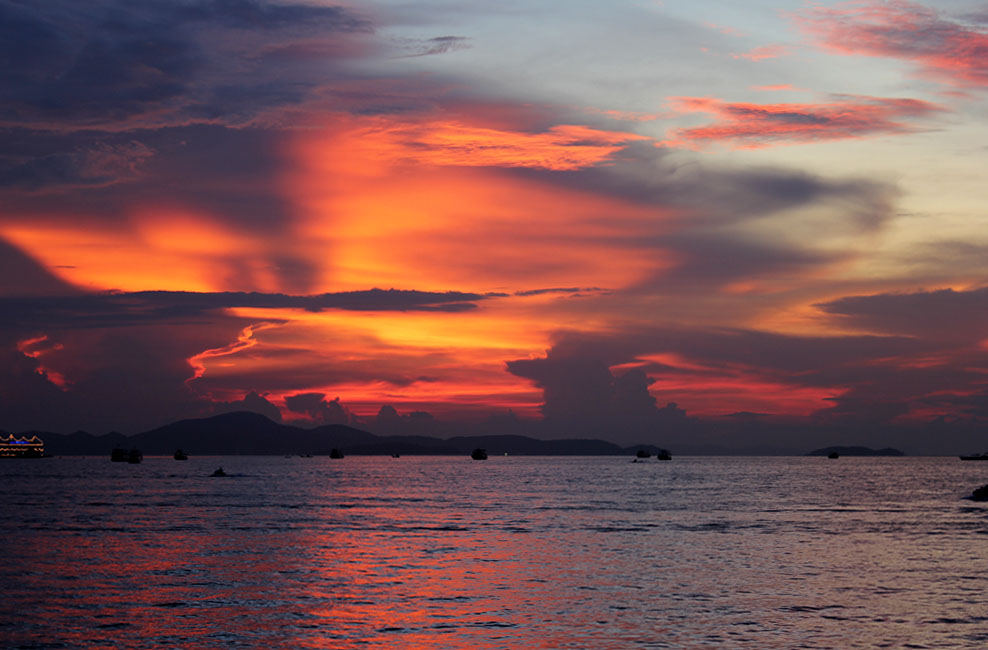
(23, 411), (673, 457)
(807, 446), (905, 457)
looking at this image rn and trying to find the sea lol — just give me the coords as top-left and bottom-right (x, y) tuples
(2, 455), (988, 649)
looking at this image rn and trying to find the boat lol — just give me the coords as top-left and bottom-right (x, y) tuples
(112, 447), (143, 463)
(635, 449), (651, 459)
(329, 448), (344, 459)
(471, 448), (488, 460)
(211, 467), (227, 477)
(960, 453), (988, 461)
(656, 449), (672, 461)
(828, 451), (840, 459)
(173, 449), (188, 460)
(0, 434), (45, 458)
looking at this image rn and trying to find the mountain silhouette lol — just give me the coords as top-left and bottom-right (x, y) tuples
(25, 411), (665, 456)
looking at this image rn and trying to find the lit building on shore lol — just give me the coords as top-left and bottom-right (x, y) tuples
(0, 435), (45, 458)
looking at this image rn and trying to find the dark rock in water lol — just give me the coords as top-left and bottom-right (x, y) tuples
(971, 484), (988, 502)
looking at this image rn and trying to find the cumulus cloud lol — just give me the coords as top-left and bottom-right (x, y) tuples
(284, 393), (351, 425)
(212, 390), (283, 422)
(506, 349), (695, 445)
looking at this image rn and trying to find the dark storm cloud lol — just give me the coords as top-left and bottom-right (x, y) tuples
(817, 286), (988, 341)
(639, 232), (841, 291)
(513, 143), (896, 293)
(0, 288), (490, 331)
(0, 239), (79, 297)
(523, 143), (895, 229)
(0, 321), (246, 433)
(505, 324), (947, 441)
(506, 350), (691, 445)
(536, 327), (922, 377)
(0, 0), (371, 129)
(0, 140), (155, 191)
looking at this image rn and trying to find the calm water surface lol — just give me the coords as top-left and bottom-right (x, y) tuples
(2, 455), (988, 649)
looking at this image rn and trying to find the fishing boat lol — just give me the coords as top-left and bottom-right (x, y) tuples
(656, 449), (672, 461)
(0, 434), (45, 458)
(471, 448), (488, 460)
(329, 448), (344, 459)
(173, 449), (188, 460)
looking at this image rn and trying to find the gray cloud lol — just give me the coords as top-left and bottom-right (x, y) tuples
(0, 0), (371, 129)
(0, 288), (490, 331)
(397, 35), (471, 58)
(817, 286), (988, 341)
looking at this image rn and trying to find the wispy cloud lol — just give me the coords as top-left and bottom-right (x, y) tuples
(660, 95), (943, 149)
(732, 44), (790, 61)
(395, 35), (471, 58)
(383, 121), (651, 170)
(795, 0), (988, 88)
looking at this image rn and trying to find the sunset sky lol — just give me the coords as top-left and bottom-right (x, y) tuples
(2, 0), (987, 452)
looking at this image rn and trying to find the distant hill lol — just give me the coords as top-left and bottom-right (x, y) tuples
(807, 446), (905, 457)
(30, 411), (665, 457)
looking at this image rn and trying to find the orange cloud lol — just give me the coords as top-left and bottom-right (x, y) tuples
(795, 1), (988, 88)
(338, 118), (650, 171)
(660, 95), (943, 149)
(286, 113), (667, 293)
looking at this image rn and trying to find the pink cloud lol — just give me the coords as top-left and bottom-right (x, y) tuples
(732, 44), (790, 61)
(660, 95), (943, 149)
(753, 84), (798, 91)
(795, 1), (988, 88)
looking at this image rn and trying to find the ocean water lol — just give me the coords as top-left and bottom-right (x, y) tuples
(2, 455), (988, 649)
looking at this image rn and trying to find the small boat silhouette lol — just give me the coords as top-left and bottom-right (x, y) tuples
(471, 448), (488, 460)
(211, 467), (226, 477)
(828, 451), (840, 459)
(656, 449), (672, 461)
(329, 448), (344, 459)
(173, 449), (188, 460)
